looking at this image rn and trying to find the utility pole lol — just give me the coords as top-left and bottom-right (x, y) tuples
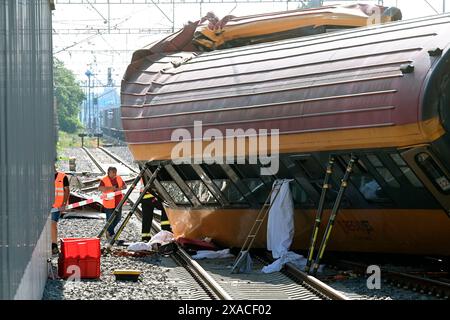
(444, 0), (446, 13)
(172, 0), (175, 33)
(82, 80), (86, 124)
(85, 70), (92, 131)
(93, 95), (98, 132)
(108, 0), (111, 33)
(92, 77), (95, 132)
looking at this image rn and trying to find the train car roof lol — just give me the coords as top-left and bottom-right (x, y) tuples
(121, 12), (450, 161)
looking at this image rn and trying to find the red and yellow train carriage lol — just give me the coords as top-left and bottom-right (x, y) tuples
(119, 5), (450, 255)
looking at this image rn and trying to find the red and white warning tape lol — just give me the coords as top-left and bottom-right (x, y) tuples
(50, 189), (131, 213)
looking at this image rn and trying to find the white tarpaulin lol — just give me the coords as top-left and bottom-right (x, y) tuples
(127, 242), (152, 251)
(266, 179), (294, 259)
(192, 249), (234, 260)
(263, 179), (325, 273)
(261, 252), (324, 273)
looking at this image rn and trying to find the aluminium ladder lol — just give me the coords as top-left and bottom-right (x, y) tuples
(231, 180), (284, 274)
(306, 154), (357, 275)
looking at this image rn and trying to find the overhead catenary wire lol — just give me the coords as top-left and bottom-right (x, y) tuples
(423, 0), (440, 14)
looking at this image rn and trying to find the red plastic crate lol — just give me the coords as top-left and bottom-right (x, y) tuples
(58, 238), (101, 279)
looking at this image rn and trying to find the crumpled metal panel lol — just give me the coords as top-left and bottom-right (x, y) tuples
(192, 4), (402, 50)
(0, 0), (54, 299)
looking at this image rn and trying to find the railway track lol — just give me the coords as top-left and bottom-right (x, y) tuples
(79, 147), (139, 192)
(127, 195), (346, 301)
(68, 147), (445, 301)
(82, 147), (106, 175)
(97, 147), (139, 174)
(328, 260), (450, 299)
(55, 148), (372, 300)
(75, 147), (446, 300)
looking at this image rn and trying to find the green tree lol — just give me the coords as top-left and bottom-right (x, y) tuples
(54, 58), (84, 133)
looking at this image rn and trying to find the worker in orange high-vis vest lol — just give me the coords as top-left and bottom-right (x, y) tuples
(52, 168), (70, 255)
(98, 166), (126, 239)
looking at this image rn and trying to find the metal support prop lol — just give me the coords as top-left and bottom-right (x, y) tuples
(97, 163), (151, 239)
(311, 155), (357, 275)
(305, 155), (335, 273)
(106, 163), (165, 248)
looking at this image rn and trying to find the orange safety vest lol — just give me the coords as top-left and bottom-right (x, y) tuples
(53, 172), (67, 209)
(102, 176), (125, 209)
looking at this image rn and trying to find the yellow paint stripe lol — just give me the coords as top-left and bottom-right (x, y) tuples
(128, 118), (445, 161)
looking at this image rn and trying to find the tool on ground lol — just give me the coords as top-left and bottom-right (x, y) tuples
(113, 269), (142, 281)
(310, 155), (357, 275)
(47, 258), (56, 280)
(305, 155), (335, 273)
(98, 162), (153, 239)
(231, 180), (284, 274)
(105, 163), (165, 250)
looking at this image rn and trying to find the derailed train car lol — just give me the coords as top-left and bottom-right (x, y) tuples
(121, 5), (450, 255)
(101, 107), (125, 141)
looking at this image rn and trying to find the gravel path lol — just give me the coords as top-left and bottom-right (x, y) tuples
(43, 214), (183, 300)
(58, 148), (102, 174)
(104, 146), (139, 171)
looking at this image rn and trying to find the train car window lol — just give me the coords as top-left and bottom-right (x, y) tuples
(390, 154), (424, 187)
(294, 157), (330, 196)
(212, 179), (247, 203)
(201, 164), (228, 179)
(295, 157), (323, 180)
(242, 178), (272, 204)
(173, 164), (200, 180)
(151, 165), (173, 181)
(290, 181), (314, 206)
(294, 155), (344, 205)
(200, 164), (248, 204)
(186, 181), (218, 204)
(160, 181), (190, 205)
(232, 163), (262, 178)
(231, 164), (271, 203)
(416, 153), (450, 194)
(390, 154), (407, 166)
(260, 175), (275, 185)
(366, 155), (400, 188)
(338, 156), (392, 204)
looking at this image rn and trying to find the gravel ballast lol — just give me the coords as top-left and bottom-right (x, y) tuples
(319, 268), (442, 300)
(43, 214), (183, 300)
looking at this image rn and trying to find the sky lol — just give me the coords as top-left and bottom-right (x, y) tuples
(52, 0), (449, 103)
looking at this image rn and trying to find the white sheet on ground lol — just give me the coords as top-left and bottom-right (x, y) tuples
(192, 249), (234, 260)
(267, 179), (294, 259)
(261, 252), (324, 273)
(127, 242), (152, 251)
(149, 230), (174, 246)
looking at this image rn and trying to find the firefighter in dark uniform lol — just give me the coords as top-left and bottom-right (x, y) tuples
(159, 203), (171, 232)
(140, 190), (155, 242)
(140, 190), (172, 242)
